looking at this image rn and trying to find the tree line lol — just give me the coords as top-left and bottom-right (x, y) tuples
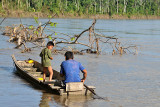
(1, 0), (160, 17)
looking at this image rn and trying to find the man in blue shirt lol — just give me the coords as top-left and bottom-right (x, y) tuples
(60, 51), (87, 85)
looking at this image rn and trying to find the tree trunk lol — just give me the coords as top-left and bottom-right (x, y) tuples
(101, 0), (103, 14)
(2, 0), (4, 9)
(18, 0), (20, 10)
(75, 0), (77, 10)
(77, 0), (79, 11)
(28, 0), (30, 8)
(59, 0), (62, 11)
(158, 6), (160, 16)
(107, 0), (109, 13)
(123, 0), (126, 13)
(66, 0), (67, 8)
(100, 0), (101, 13)
(96, 38), (99, 54)
(117, 0), (119, 14)
(26, 0), (28, 10)
(5, 0), (8, 8)
(95, 2), (96, 13)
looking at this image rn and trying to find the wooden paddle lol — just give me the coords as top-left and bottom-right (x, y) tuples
(84, 84), (122, 106)
(84, 84), (108, 100)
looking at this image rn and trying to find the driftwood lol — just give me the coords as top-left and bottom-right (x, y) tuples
(2, 18), (138, 55)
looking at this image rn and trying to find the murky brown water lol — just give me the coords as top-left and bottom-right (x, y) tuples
(0, 18), (160, 107)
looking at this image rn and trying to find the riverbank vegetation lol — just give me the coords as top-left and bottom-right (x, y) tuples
(1, 0), (160, 19)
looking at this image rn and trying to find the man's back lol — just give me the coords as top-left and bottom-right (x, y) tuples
(60, 60), (85, 84)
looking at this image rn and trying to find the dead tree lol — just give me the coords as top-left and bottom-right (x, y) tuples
(2, 19), (138, 55)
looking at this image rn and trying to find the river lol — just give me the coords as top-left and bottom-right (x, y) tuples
(0, 18), (160, 107)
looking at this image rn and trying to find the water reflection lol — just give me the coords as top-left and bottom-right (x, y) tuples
(39, 92), (93, 107)
(1, 19), (160, 107)
(39, 92), (52, 107)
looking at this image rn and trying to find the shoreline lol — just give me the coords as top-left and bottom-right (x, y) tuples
(1, 11), (160, 20)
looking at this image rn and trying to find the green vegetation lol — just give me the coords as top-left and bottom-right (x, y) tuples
(1, 0), (160, 18)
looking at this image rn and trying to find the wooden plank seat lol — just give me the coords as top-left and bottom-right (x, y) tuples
(28, 72), (42, 77)
(66, 82), (83, 92)
(23, 68), (37, 72)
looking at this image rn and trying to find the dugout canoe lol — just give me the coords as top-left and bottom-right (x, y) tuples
(11, 54), (95, 96)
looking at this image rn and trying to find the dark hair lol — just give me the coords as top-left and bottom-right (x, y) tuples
(65, 51), (74, 60)
(47, 41), (54, 47)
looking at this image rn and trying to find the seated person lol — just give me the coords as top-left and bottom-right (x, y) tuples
(60, 51), (87, 85)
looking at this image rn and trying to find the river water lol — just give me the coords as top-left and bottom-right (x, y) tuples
(0, 18), (160, 107)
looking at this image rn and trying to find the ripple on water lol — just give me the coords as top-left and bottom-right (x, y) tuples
(0, 19), (160, 107)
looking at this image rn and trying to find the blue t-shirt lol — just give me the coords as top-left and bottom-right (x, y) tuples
(60, 60), (85, 84)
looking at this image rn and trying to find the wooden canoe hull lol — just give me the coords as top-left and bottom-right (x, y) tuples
(12, 55), (95, 96)
(12, 55), (60, 94)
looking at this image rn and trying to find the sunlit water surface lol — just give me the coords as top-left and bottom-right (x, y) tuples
(0, 18), (160, 107)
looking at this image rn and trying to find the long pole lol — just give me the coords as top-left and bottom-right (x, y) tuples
(84, 84), (107, 100)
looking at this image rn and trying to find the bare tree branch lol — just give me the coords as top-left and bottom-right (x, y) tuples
(74, 19), (97, 43)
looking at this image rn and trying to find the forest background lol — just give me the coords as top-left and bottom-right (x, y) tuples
(1, 0), (160, 19)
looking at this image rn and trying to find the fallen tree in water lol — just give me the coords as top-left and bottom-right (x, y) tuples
(2, 18), (138, 55)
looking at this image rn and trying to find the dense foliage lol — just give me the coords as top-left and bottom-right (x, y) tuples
(1, 0), (160, 17)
